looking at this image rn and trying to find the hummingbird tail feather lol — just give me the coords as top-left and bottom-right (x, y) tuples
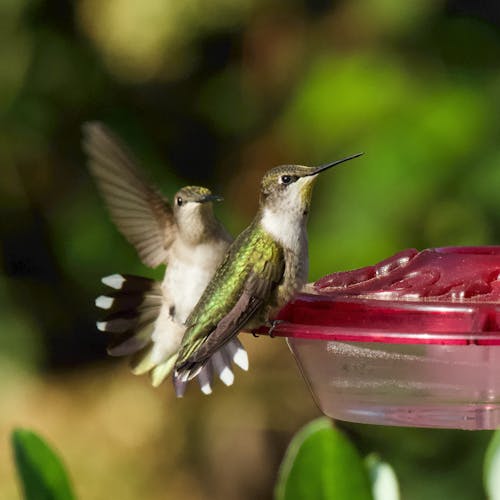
(173, 363), (203, 387)
(225, 337), (249, 371)
(130, 344), (159, 375)
(188, 364), (204, 380)
(174, 376), (188, 398)
(98, 275), (188, 388)
(197, 364), (214, 395)
(211, 350), (234, 386)
(96, 273), (163, 357)
(150, 354), (178, 387)
(101, 274), (126, 290)
(172, 338), (248, 396)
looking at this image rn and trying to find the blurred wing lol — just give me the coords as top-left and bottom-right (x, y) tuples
(83, 122), (175, 268)
(176, 225), (284, 374)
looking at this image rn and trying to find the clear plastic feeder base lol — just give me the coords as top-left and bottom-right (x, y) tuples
(257, 247), (500, 429)
(288, 338), (500, 430)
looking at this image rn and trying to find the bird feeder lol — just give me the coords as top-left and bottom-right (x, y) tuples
(257, 247), (500, 430)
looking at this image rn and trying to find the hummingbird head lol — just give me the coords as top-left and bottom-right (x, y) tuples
(259, 153), (363, 215)
(174, 186), (224, 243)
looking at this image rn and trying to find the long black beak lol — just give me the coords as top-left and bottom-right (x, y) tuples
(197, 194), (224, 203)
(308, 152), (364, 176)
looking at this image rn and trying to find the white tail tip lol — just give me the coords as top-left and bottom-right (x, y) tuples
(174, 379), (187, 398)
(200, 382), (212, 395)
(95, 295), (114, 309)
(96, 321), (107, 332)
(212, 350), (234, 386)
(198, 366), (213, 395)
(101, 274), (126, 289)
(233, 347), (249, 371)
(219, 366), (234, 386)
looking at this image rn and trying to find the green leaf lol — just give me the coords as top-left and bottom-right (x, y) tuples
(11, 429), (75, 500)
(275, 418), (373, 500)
(484, 430), (500, 500)
(365, 454), (400, 500)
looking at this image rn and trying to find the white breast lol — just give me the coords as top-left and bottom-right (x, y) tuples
(162, 239), (228, 323)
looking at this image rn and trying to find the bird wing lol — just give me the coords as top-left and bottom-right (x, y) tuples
(175, 223), (284, 374)
(82, 122), (175, 268)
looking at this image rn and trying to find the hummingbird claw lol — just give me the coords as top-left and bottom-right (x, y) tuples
(268, 319), (284, 338)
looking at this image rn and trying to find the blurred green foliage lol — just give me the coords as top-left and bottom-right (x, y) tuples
(12, 429), (74, 500)
(0, 0), (499, 499)
(484, 429), (500, 500)
(275, 418), (373, 500)
(365, 454), (400, 500)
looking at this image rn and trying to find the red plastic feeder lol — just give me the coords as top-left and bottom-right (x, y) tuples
(258, 247), (500, 429)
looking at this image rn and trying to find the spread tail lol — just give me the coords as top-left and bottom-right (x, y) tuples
(97, 274), (183, 387)
(173, 337), (249, 397)
(96, 274), (163, 356)
(96, 274), (250, 396)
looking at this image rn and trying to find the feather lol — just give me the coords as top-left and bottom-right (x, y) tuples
(150, 355), (178, 387)
(226, 337), (249, 371)
(83, 122), (176, 268)
(175, 222), (284, 379)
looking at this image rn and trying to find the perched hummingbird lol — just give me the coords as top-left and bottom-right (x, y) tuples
(174, 153), (363, 387)
(82, 122), (249, 395)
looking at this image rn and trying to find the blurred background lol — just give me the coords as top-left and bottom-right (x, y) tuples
(1, 0), (499, 498)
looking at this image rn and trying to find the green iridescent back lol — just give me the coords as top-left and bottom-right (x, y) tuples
(177, 219), (284, 363)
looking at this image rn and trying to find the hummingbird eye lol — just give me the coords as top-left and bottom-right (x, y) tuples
(176, 197), (183, 206)
(280, 175), (297, 185)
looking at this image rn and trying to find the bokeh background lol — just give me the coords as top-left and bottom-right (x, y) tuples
(1, 0), (499, 498)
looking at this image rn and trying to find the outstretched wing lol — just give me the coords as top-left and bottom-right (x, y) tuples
(82, 122), (175, 268)
(175, 223), (284, 378)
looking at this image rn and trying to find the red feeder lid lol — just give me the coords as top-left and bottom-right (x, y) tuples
(259, 247), (500, 345)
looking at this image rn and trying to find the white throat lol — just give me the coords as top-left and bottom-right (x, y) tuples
(176, 203), (210, 244)
(260, 179), (311, 250)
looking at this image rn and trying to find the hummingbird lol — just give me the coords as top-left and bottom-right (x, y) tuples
(174, 153), (363, 387)
(82, 122), (249, 396)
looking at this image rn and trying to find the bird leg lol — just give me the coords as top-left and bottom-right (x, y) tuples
(268, 319), (284, 338)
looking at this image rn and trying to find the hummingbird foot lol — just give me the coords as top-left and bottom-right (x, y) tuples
(268, 319), (284, 338)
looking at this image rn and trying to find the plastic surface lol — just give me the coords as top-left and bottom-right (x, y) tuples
(268, 246), (500, 345)
(257, 247), (500, 429)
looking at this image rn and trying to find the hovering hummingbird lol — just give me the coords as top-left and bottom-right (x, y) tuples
(82, 122), (249, 395)
(174, 153), (363, 387)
